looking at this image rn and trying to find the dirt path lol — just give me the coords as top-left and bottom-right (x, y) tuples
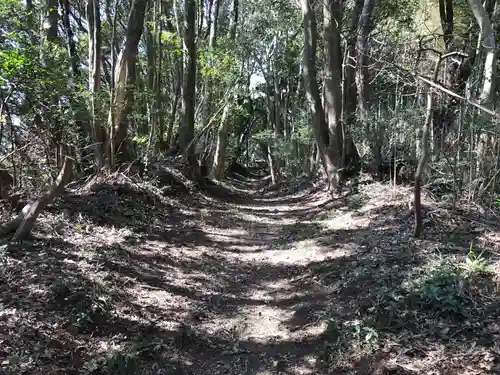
(124, 181), (340, 374)
(2, 176), (500, 375)
(103, 178), (415, 375)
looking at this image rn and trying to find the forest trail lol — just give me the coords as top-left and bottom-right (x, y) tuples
(116, 175), (394, 375)
(156, 180), (346, 374)
(2, 174), (500, 375)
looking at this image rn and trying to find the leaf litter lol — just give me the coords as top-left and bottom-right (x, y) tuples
(0, 172), (500, 374)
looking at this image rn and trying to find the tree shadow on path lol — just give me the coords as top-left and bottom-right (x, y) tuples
(2, 176), (500, 375)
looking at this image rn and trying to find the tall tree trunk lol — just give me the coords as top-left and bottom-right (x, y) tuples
(414, 61), (441, 237)
(43, 0), (63, 170)
(301, 0), (338, 190)
(210, 0), (239, 180)
(165, 62), (182, 147)
(341, 0), (363, 168)
(60, 0), (79, 77)
(469, 0), (497, 183)
(469, 0), (496, 107)
(155, 0), (163, 145)
(180, 0), (197, 169)
(355, 0), (377, 163)
(212, 104), (231, 179)
(200, 0), (220, 142)
(26, 0), (34, 30)
(323, 0), (343, 163)
(434, 0), (476, 154)
(87, 0), (105, 169)
(46, 0), (59, 42)
(229, 0), (238, 40)
(145, 20), (156, 137)
(110, 0), (148, 162)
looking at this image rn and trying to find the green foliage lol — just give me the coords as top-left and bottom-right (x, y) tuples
(376, 0), (419, 35)
(81, 346), (139, 375)
(199, 37), (239, 82)
(106, 349), (138, 375)
(250, 113), (314, 177)
(406, 249), (491, 317)
(319, 318), (379, 364)
(132, 135), (149, 145)
(407, 259), (467, 316)
(161, 30), (183, 55)
(0, 48), (26, 80)
(461, 243), (491, 276)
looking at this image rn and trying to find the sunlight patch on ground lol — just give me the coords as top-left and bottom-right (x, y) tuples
(225, 243), (262, 252)
(252, 279), (296, 301)
(320, 242), (359, 257)
(321, 211), (371, 231)
(206, 304), (293, 341)
(256, 246), (329, 265)
(293, 239), (317, 252)
(294, 239), (356, 259)
(253, 368), (315, 375)
(235, 211), (295, 225)
(205, 227), (249, 238)
(65, 225), (132, 247)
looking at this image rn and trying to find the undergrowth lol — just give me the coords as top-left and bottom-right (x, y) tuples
(405, 244), (492, 318)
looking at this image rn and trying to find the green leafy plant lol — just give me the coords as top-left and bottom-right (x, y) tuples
(318, 317), (379, 364)
(407, 259), (468, 316)
(461, 243), (491, 276)
(106, 349), (138, 375)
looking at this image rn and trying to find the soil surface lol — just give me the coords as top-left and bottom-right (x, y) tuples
(1, 173), (500, 374)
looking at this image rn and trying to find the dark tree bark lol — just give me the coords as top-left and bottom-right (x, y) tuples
(301, 0), (338, 190)
(111, 0), (149, 161)
(229, 0), (238, 40)
(1, 157), (73, 242)
(60, 0), (80, 77)
(434, 0), (476, 153)
(341, 0), (363, 168)
(355, 0), (378, 165)
(323, 0), (343, 163)
(46, 0), (59, 41)
(180, 0), (197, 170)
(87, 0), (106, 168)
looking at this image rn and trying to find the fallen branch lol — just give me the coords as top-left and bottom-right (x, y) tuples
(0, 156), (73, 242)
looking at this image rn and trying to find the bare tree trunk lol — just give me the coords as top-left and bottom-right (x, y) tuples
(414, 61), (441, 237)
(87, 0), (105, 170)
(229, 0), (239, 40)
(469, 0), (497, 188)
(26, 0), (34, 29)
(145, 11), (157, 157)
(301, 0), (338, 190)
(212, 104), (231, 180)
(323, 0), (343, 163)
(60, 0), (79, 77)
(434, 0), (476, 154)
(155, 0), (164, 145)
(200, 0), (220, 145)
(355, 0), (378, 162)
(107, 0), (119, 170)
(46, 0), (59, 42)
(1, 157), (73, 242)
(165, 63), (182, 147)
(341, 0), (363, 168)
(111, 0), (148, 162)
(469, 0), (496, 106)
(180, 0), (197, 171)
(414, 91), (433, 237)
